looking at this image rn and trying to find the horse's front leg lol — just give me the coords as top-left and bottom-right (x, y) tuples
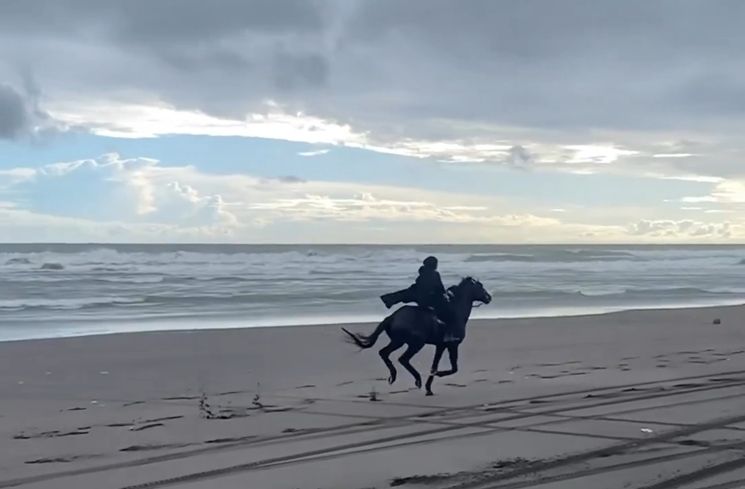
(435, 344), (459, 378)
(425, 344), (446, 396)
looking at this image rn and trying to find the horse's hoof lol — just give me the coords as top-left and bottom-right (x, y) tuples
(425, 391), (434, 396)
(415, 379), (422, 389)
(388, 376), (396, 385)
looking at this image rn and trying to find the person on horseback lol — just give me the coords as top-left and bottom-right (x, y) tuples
(380, 256), (460, 342)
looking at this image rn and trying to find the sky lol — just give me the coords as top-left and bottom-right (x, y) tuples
(1, 0), (744, 243)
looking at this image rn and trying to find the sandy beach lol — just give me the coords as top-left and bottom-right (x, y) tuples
(3, 305), (745, 489)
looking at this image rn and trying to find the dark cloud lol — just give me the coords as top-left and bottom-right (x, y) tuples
(505, 146), (534, 169)
(3, 0), (745, 177)
(273, 52), (328, 91)
(335, 0), (745, 132)
(275, 175), (307, 184)
(0, 84), (28, 139)
(0, 0), (324, 38)
(0, 75), (62, 141)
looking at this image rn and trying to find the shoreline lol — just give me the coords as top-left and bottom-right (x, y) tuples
(3, 301), (742, 345)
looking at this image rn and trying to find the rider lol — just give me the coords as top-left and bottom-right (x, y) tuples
(380, 256), (459, 342)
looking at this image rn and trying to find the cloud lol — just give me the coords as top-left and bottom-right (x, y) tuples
(3, 154), (239, 233)
(677, 180), (745, 209)
(504, 145), (534, 169)
(298, 148), (330, 157)
(1, 152), (636, 242)
(4, 151), (745, 243)
(247, 191), (564, 228)
(629, 219), (733, 239)
(0, 84), (28, 139)
(0, 205), (239, 242)
(157, 181), (238, 227)
(6, 1), (745, 182)
(0, 74), (64, 141)
(0, 167), (36, 187)
(274, 175), (307, 183)
(653, 153), (695, 159)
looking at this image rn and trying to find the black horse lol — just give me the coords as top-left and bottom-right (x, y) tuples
(343, 277), (491, 395)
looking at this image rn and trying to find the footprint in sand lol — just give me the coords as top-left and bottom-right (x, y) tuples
(25, 455), (99, 464)
(205, 435), (256, 444)
(130, 423), (164, 432)
(140, 415), (184, 423)
(585, 392), (620, 399)
(216, 390), (244, 396)
(120, 443), (194, 452)
(14, 430), (89, 440)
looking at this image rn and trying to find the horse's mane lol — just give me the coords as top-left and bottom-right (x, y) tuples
(449, 277), (478, 293)
(459, 276), (477, 286)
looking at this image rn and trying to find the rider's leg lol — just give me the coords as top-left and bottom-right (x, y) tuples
(435, 297), (460, 342)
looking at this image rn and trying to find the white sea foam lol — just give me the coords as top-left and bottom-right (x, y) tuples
(1, 244), (745, 341)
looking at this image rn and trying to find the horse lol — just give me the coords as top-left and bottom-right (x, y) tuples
(342, 277), (491, 396)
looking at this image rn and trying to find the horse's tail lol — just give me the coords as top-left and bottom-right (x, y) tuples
(342, 315), (392, 349)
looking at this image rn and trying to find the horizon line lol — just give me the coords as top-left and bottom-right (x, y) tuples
(2, 242), (745, 247)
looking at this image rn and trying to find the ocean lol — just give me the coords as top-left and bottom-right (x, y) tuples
(1, 244), (745, 342)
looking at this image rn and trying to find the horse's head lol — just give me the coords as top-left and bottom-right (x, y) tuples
(458, 277), (492, 305)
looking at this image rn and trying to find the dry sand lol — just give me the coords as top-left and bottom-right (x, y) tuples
(3, 305), (745, 488)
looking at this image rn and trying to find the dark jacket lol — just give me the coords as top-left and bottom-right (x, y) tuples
(414, 266), (446, 306)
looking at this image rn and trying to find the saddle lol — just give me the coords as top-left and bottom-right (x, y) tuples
(381, 287), (459, 342)
(419, 297), (457, 342)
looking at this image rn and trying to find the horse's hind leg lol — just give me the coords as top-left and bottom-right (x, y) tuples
(399, 342), (425, 388)
(379, 340), (403, 384)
